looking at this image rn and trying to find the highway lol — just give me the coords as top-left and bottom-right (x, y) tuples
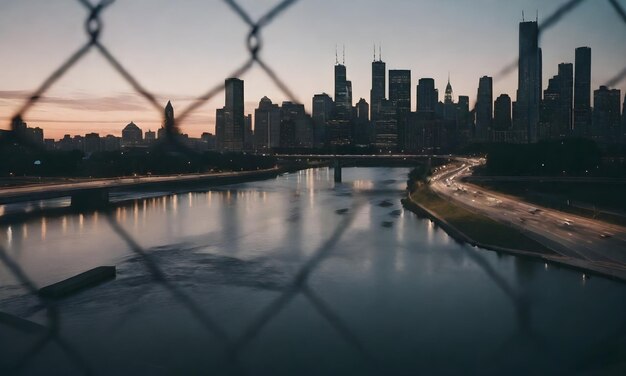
(430, 159), (626, 279)
(0, 168), (281, 205)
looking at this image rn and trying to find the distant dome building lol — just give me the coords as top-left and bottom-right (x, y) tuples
(122, 121), (143, 146)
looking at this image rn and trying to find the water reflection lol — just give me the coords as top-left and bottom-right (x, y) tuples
(0, 168), (624, 375)
(41, 217), (46, 241)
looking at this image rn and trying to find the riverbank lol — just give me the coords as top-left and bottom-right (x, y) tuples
(402, 185), (554, 256)
(0, 164), (308, 223)
(402, 184), (626, 282)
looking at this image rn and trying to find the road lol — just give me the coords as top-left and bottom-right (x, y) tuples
(431, 159), (626, 279)
(0, 168), (281, 205)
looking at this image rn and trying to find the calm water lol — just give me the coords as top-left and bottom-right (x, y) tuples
(1, 168), (625, 375)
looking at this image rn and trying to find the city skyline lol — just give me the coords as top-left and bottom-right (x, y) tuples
(0, 0), (625, 139)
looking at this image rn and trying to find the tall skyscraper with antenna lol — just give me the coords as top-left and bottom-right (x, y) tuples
(370, 44), (386, 123)
(334, 45), (352, 121)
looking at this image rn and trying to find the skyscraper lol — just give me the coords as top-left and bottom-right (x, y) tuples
(444, 77), (453, 104)
(158, 100), (175, 140)
(457, 95), (471, 130)
(312, 93), (334, 147)
(443, 76), (457, 121)
(475, 76), (493, 141)
(494, 94), (512, 131)
(254, 96), (281, 150)
(516, 20), (542, 143)
(215, 108), (225, 149)
(558, 63), (574, 137)
(219, 78), (245, 151)
(389, 70), (412, 112)
(622, 95), (626, 144)
(389, 70), (411, 150)
(354, 98), (371, 145)
(574, 47), (592, 137)
(244, 114), (253, 151)
(622, 94), (626, 143)
(417, 78), (437, 113)
(541, 74), (560, 139)
(334, 57), (352, 121)
(593, 86), (622, 144)
(370, 48), (386, 123)
(280, 101), (306, 148)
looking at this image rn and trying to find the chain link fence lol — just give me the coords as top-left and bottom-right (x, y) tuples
(1, 0), (626, 374)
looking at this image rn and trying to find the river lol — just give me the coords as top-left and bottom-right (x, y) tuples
(1, 167), (625, 375)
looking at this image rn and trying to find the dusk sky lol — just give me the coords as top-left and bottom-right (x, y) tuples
(1, 0), (625, 139)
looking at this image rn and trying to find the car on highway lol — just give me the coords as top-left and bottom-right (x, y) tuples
(600, 233), (612, 239)
(528, 208), (541, 214)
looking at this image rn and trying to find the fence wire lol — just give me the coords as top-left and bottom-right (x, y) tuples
(1, 0), (626, 375)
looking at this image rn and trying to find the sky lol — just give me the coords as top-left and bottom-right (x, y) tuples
(0, 0), (625, 139)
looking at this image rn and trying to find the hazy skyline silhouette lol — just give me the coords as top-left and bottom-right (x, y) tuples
(0, 0), (624, 138)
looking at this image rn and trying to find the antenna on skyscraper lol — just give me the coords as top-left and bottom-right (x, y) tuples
(373, 43), (376, 61)
(522, 10), (525, 21)
(342, 45), (345, 65)
(379, 43), (382, 61)
(335, 44), (338, 65)
(536, 9), (538, 22)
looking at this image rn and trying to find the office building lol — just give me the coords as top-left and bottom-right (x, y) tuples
(475, 76), (493, 141)
(516, 20), (542, 143)
(574, 47), (592, 137)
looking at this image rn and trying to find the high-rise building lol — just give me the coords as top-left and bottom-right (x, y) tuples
(158, 101), (175, 140)
(541, 74), (560, 139)
(593, 86), (621, 144)
(494, 94), (512, 131)
(215, 78), (244, 151)
(574, 47), (592, 137)
(312, 93), (334, 147)
(215, 108), (225, 149)
(457, 96), (471, 129)
(444, 76), (454, 105)
(622, 94), (626, 143)
(334, 60), (352, 121)
(558, 63), (574, 137)
(540, 63), (573, 139)
(280, 101), (306, 148)
(254, 96), (281, 150)
(244, 114), (253, 151)
(122, 121), (142, 146)
(389, 70), (411, 150)
(356, 98), (369, 122)
(475, 76), (493, 141)
(389, 70), (412, 112)
(374, 99), (398, 151)
(354, 98), (371, 145)
(443, 76), (457, 121)
(417, 78), (437, 113)
(516, 21), (542, 143)
(370, 52), (386, 123)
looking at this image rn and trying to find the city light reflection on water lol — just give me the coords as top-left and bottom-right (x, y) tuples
(0, 167), (625, 375)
